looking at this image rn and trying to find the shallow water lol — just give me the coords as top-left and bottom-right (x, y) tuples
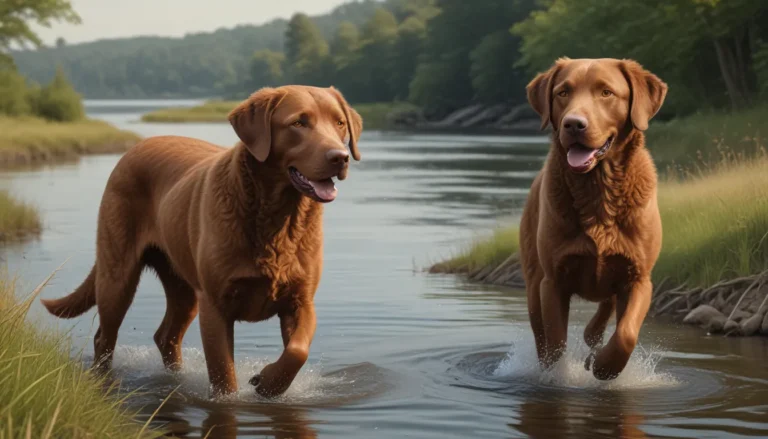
(1, 100), (767, 438)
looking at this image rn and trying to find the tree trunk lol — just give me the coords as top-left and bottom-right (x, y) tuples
(713, 37), (752, 110)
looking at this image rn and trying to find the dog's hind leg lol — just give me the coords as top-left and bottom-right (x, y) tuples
(92, 196), (146, 372)
(145, 247), (198, 370)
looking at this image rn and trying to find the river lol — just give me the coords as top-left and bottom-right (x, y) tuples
(1, 100), (767, 438)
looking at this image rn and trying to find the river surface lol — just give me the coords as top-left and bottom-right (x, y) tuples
(1, 100), (767, 438)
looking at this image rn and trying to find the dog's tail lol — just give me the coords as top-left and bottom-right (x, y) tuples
(41, 265), (97, 318)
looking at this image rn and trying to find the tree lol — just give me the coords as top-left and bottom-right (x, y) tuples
(513, 0), (768, 113)
(470, 31), (525, 104)
(0, 69), (32, 116)
(55, 37), (66, 49)
(389, 16), (427, 101)
(0, 0), (80, 67)
(284, 13), (330, 85)
(249, 49), (285, 90)
(330, 21), (360, 70)
(410, 0), (535, 112)
(36, 66), (84, 121)
(353, 8), (399, 102)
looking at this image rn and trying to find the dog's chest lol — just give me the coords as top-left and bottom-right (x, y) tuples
(560, 222), (639, 302)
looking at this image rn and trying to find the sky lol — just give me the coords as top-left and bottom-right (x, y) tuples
(34, 0), (351, 45)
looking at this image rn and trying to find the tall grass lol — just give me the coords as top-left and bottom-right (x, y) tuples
(0, 117), (140, 168)
(141, 99), (420, 130)
(646, 105), (768, 168)
(0, 191), (41, 241)
(0, 271), (159, 439)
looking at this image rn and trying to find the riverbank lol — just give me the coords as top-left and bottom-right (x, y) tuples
(0, 271), (158, 438)
(140, 99), (422, 131)
(431, 116), (768, 336)
(0, 116), (140, 168)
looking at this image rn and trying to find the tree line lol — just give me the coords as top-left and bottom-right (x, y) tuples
(11, 0), (768, 119)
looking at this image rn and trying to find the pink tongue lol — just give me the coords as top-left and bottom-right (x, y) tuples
(567, 146), (598, 168)
(309, 179), (337, 201)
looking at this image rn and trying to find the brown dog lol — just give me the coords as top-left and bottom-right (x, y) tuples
(519, 58), (667, 380)
(41, 85), (362, 397)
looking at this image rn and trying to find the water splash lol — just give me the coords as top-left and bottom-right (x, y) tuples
(492, 328), (679, 390)
(110, 345), (341, 403)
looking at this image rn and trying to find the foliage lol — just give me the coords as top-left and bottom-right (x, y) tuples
(0, 0), (80, 68)
(11, 0), (768, 120)
(0, 70), (32, 116)
(34, 67), (84, 122)
(0, 275), (159, 438)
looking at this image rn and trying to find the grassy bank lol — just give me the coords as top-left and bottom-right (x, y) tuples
(0, 273), (157, 438)
(140, 99), (419, 130)
(433, 112), (768, 290)
(646, 105), (768, 168)
(0, 117), (141, 168)
(0, 191), (41, 241)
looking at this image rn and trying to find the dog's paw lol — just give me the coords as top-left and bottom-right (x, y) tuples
(584, 351), (597, 371)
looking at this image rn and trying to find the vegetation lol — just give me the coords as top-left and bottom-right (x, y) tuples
(12, 1), (768, 123)
(141, 99), (420, 130)
(0, 117), (140, 168)
(0, 191), (41, 241)
(434, 110), (768, 289)
(0, 272), (158, 438)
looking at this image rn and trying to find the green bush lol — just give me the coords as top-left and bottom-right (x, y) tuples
(0, 69), (32, 116)
(34, 67), (85, 122)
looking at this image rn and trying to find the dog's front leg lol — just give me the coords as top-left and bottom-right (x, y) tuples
(250, 302), (316, 398)
(590, 277), (651, 380)
(199, 294), (237, 396)
(540, 277), (570, 367)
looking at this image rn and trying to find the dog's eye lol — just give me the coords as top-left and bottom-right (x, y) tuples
(557, 90), (568, 98)
(292, 120), (305, 128)
(337, 120), (345, 127)
(601, 89), (613, 97)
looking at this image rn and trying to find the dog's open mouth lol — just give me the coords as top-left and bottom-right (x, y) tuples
(567, 136), (614, 173)
(289, 167), (338, 203)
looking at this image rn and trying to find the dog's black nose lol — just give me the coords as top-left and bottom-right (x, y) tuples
(326, 149), (349, 166)
(563, 115), (588, 134)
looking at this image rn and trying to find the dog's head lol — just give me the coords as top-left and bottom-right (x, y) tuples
(228, 85), (363, 203)
(527, 58), (667, 174)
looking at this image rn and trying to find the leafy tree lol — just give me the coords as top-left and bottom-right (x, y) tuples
(0, 69), (32, 116)
(353, 8), (399, 102)
(249, 49), (285, 90)
(0, 0), (80, 67)
(55, 37), (66, 49)
(470, 31), (525, 104)
(330, 22), (360, 70)
(285, 13), (330, 85)
(389, 16), (427, 101)
(35, 66), (84, 121)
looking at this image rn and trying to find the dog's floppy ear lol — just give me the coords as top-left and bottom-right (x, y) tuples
(228, 87), (284, 162)
(526, 58), (566, 131)
(329, 86), (363, 161)
(620, 59), (668, 131)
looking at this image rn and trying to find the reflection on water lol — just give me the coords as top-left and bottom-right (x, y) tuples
(0, 100), (766, 438)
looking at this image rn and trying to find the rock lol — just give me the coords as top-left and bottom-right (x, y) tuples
(460, 104), (508, 128)
(428, 104), (484, 128)
(761, 312), (768, 335)
(495, 103), (539, 126)
(739, 312), (763, 336)
(729, 309), (753, 322)
(723, 319), (741, 336)
(706, 315), (727, 333)
(683, 305), (725, 325)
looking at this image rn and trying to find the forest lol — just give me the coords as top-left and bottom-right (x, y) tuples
(10, 0), (768, 119)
